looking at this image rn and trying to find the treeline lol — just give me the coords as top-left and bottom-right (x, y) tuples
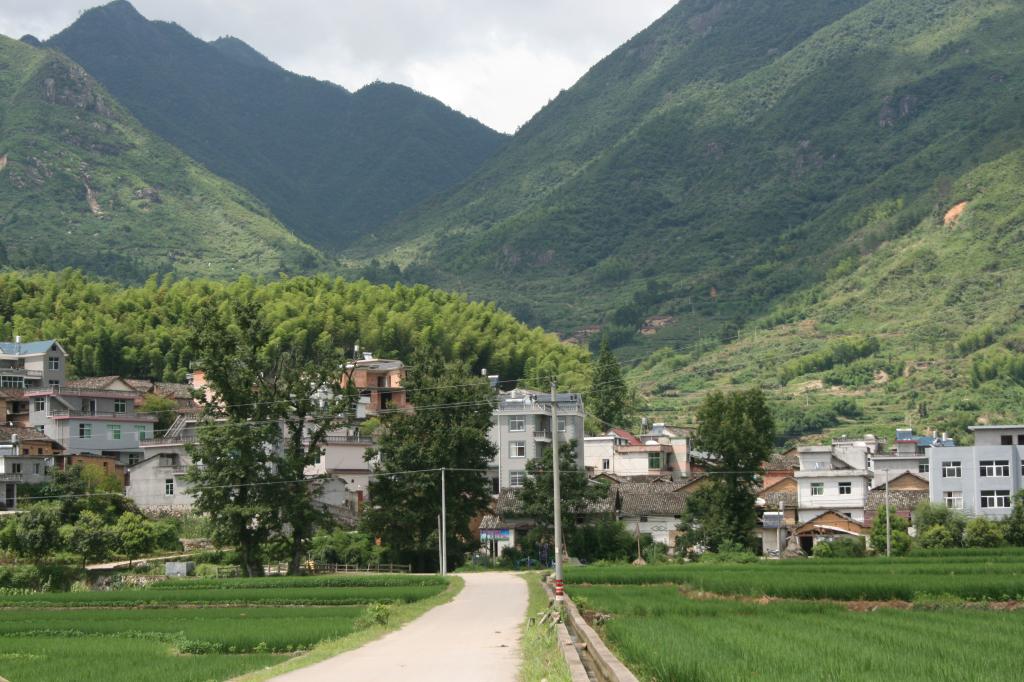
(0, 270), (590, 386)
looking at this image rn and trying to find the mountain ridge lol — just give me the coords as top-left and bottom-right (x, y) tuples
(48, 0), (508, 250)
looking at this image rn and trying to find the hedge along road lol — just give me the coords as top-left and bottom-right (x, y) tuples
(271, 572), (528, 682)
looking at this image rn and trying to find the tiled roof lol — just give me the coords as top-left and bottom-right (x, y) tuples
(495, 482), (616, 516)
(479, 514), (503, 530)
(609, 428), (641, 445)
(65, 376), (123, 390)
(765, 450), (799, 471)
(870, 471), (929, 491)
(0, 340), (58, 355)
(763, 490), (798, 509)
(0, 425), (63, 448)
(125, 379), (194, 400)
(865, 489), (929, 512)
(616, 481), (685, 516)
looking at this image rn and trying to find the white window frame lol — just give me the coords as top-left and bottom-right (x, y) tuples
(648, 452), (662, 470)
(810, 482), (824, 496)
(11, 463), (21, 474)
(980, 490), (1011, 509)
(33, 397), (45, 412)
(509, 441), (526, 458)
(943, 491), (963, 510)
(980, 460), (1010, 477)
(838, 482), (852, 495)
(128, 452), (142, 466)
(165, 478), (175, 496)
(108, 424), (122, 441)
(78, 423), (92, 439)
(136, 425), (148, 441)
(508, 416), (525, 432)
(509, 470), (526, 487)
(602, 458), (610, 471)
(941, 461), (961, 478)
(48, 356), (60, 370)
(557, 416), (567, 433)
(114, 399), (128, 414)
(918, 462), (929, 474)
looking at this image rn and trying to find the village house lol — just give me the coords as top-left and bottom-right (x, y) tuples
(871, 428), (954, 487)
(0, 339), (68, 428)
(0, 425), (64, 486)
(26, 375), (159, 468)
(793, 439), (874, 524)
(864, 472), (930, 525)
(583, 423), (692, 481)
(757, 475), (799, 556)
(928, 424), (1024, 519)
(340, 352), (410, 418)
(489, 388), (585, 491)
(52, 451), (127, 487)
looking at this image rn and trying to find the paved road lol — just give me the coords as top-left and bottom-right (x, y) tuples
(272, 572), (528, 682)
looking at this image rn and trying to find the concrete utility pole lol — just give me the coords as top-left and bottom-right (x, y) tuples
(885, 469), (892, 558)
(551, 381), (564, 601)
(441, 467), (448, 576)
(437, 515), (443, 576)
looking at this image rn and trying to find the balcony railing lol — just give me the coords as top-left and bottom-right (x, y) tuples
(0, 368), (43, 379)
(321, 434), (375, 445)
(49, 409), (158, 422)
(141, 434), (199, 447)
(0, 473), (23, 482)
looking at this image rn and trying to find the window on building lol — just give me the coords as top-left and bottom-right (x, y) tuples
(136, 426), (148, 441)
(1018, 435), (1024, 445)
(810, 482), (824, 496)
(1001, 435), (1013, 445)
(944, 491), (963, 509)
(21, 448), (27, 456)
(941, 461), (961, 478)
(648, 452), (662, 470)
(979, 460), (1010, 477)
(114, 399), (127, 414)
(0, 376), (24, 388)
(33, 397), (45, 412)
(108, 424), (122, 440)
(33, 463), (40, 475)
(640, 516), (649, 523)
(78, 423), (92, 439)
(602, 458), (610, 471)
(557, 416), (566, 433)
(48, 356), (60, 371)
(510, 470), (526, 487)
(508, 417), (525, 432)
(48, 379), (60, 387)
(159, 454), (176, 467)
(509, 441), (526, 458)
(128, 452), (142, 466)
(11, 463), (21, 474)
(980, 490), (1012, 509)
(838, 482), (852, 495)
(919, 462), (930, 474)
(84, 399), (97, 415)
(165, 478), (174, 496)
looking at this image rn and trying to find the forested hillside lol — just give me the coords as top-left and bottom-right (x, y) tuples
(366, 0), (1024, 339)
(629, 146), (1024, 444)
(0, 270), (589, 387)
(48, 0), (508, 250)
(0, 35), (322, 281)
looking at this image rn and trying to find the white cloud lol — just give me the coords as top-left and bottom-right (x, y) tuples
(0, 0), (676, 132)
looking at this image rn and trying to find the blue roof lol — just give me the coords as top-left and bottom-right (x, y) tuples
(0, 339), (59, 355)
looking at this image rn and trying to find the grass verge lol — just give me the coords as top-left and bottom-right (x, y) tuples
(232, 576), (464, 682)
(519, 572), (571, 682)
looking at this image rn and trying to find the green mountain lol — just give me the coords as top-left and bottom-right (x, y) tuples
(48, 1), (508, 250)
(631, 145), (1024, 444)
(0, 34), (322, 281)
(366, 0), (1024, 338)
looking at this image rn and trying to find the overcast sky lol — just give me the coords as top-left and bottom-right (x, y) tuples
(0, 1), (676, 133)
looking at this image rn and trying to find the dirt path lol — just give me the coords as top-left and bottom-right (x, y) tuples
(271, 572), (528, 682)
(85, 552), (196, 571)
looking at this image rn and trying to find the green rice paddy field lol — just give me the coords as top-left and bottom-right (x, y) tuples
(0, 574), (449, 682)
(566, 552), (1024, 681)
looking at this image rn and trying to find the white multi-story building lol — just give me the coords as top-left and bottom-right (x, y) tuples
(793, 436), (877, 523)
(489, 388), (585, 490)
(583, 424), (691, 481)
(928, 425), (1024, 519)
(870, 428), (954, 487)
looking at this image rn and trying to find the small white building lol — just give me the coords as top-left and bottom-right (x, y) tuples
(126, 450), (195, 512)
(794, 439), (873, 523)
(583, 425), (691, 481)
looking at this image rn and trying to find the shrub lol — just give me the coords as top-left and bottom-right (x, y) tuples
(354, 601), (392, 629)
(699, 540), (758, 564)
(964, 517), (1005, 548)
(870, 507), (911, 556)
(918, 525), (957, 549)
(813, 537), (865, 558)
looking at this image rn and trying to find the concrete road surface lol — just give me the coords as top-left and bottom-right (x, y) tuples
(271, 571), (528, 682)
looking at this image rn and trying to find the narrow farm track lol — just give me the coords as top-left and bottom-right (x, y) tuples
(270, 572), (528, 682)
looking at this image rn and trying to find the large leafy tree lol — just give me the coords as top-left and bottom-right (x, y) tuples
(588, 337), (631, 430)
(61, 510), (115, 566)
(685, 388), (774, 550)
(187, 287), (358, 575)
(362, 347), (496, 572)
